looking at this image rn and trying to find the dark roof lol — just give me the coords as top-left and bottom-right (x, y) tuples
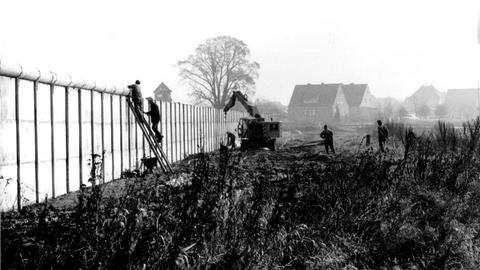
(154, 82), (172, 94)
(342, 84), (368, 107)
(288, 84), (341, 107)
(406, 85), (442, 101)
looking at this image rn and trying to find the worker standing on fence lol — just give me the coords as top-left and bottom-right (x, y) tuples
(320, 125), (335, 154)
(377, 120), (389, 153)
(144, 97), (163, 143)
(128, 80), (143, 112)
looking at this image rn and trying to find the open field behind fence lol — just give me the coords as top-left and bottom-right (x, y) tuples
(0, 60), (248, 211)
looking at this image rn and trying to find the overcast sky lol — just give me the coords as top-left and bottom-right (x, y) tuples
(1, 0), (479, 104)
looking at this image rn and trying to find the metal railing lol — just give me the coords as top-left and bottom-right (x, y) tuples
(0, 59), (246, 211)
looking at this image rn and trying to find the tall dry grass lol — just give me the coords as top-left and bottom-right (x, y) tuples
(4, 118), (480, 269)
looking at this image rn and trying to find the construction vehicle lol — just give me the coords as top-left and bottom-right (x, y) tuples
(223, 91), (281, 150)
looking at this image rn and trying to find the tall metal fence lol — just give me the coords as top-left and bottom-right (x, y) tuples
(0, 60), (246, 211)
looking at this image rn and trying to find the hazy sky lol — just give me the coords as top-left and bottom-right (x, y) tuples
(1, 0), (479, 104)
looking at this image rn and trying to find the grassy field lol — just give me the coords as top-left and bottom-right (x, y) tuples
(3, 119), (480, 269)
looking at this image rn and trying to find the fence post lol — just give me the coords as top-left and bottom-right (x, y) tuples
(127, 101), (131, 170)
(211, 108), (214, 151)
(119, 97), (123, 174)
(146, 103), (151, 157)
(50, 84), (56, 197)
(100, 92), (105, 183)
(204, 106), (207, 151)
(78, 88), (83, 187)
(199, 106), (202, 152)
(216, 109), (219, 149)
(110, 95), (115, 179)
(65, 86), (70, 193)
(189, 105), (192, 155)
(189, 105), (193, 155)
(207, 107), (210, 152)
(206, 107), (208, 152)
(90, 89), (94, 186)
(142, 100), (145, 160)
(15, 78), (21, 210)
(33, 81), (39, 202)
(174, 103), (178, 161)
(182, 104), (186, 158)
(203, 106), (206, 151)
(160, 100), (167, 155)
(200, 106), (203, 152)
(206, 107), (209, 152)
(169, 102), (173, 163)
(209, 107), (212, 151)
(135, 107), (138, 169)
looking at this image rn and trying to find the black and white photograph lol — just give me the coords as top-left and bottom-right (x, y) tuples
(2, 0), (480, 269)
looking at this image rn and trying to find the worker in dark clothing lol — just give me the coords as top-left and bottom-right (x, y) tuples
(144, 97), (163, 143)
(320, 125), (335, 154)
(127, 80), (143, 112)
(226, 131), (236, 149)
(377, 120), (389, 153)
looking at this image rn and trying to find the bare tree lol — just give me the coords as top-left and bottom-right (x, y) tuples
(177, 36), (260, 108)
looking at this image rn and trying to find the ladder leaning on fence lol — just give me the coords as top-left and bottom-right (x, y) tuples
(126, 99), (173, 174)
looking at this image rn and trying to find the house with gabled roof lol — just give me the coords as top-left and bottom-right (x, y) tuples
(154, 82), (172, 102)
(342, 83), (377, 121)
(444, 88), (480, 119)
(288, 83), (349, 125)
(403, 85), (444, 114)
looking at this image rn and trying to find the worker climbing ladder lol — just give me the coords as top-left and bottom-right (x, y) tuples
(126, 99), (173, 174)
